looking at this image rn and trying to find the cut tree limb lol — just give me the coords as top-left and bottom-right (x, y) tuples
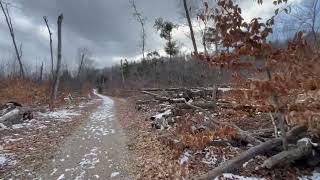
(175, 102), (216, 110)
(0, 109), (20, 123)
(141, 91), (185, 103)
(262, 138), (313, 169)
(142, 90), (260, 145)
(192, 125), (307, 180)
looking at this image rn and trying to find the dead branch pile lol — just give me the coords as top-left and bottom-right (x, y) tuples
(138, 86), (320, 179)
(0, 102), (34, 130)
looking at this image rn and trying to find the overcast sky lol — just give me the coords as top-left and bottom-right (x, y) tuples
(0, 0), (300, 70)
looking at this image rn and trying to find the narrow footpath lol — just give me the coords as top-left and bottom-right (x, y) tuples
(37, 90), (132, 180)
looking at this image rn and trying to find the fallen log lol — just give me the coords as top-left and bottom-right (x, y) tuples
(136, 99), (157, 105)
(141, 91), (186, 103)
(175, 102), (216, 110)
(143, 90), (260, 145)
(142, 87), (187, 92)
(0, 107), (33, 127)
(0, 109), (21, 123)
(250, 128), (274, 138)
(192, 125), (307, 180)
(262, 138), (314, 169)
(142, 87), (215, 99)
(0, 122), (8, 131)
(180, 100), (262, 146)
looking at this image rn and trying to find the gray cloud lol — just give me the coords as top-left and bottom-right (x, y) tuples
(0, 0), (297, 69)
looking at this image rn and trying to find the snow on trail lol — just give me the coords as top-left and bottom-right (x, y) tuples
(37, 90), (131, 179)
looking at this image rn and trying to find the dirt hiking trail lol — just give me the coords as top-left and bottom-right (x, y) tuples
(37, 90), (132, 180)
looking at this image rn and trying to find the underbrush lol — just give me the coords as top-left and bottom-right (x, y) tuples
(0, 78), (50, 107)
(0, 78), (93, 108)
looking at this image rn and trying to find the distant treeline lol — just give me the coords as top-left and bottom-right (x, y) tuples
(98, 55), (232, 90)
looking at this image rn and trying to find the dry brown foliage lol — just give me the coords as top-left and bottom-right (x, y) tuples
(198, 0), (320, 135)
(0, 78), (50, 106)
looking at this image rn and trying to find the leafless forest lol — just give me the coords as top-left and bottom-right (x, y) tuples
(0, 0), (320, 179)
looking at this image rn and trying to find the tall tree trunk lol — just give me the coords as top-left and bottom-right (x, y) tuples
(130, 0), (146, 60)
(215, 30), (219, 54)
(50, 14), (63, 109)
(183, 0), (198, 55)
(169, 34), (172, 61)
(266, 67), (288, 150)
(120, 59), (125, 86)
(43, 16), (54, 79)
(39, 62), (43, 83)
(77, 53), (85, 79)
(311, 0), (319, 47)
(142, 26), (146, 60)
(0, 2), (25, 78)
(203, 34), (208, 55)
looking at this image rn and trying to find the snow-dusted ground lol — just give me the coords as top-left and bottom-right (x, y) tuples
(0, 100), (89, 176)
(36, 90), (131, 179)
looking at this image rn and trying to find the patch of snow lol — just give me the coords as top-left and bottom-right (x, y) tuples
(180, 151), (191, 165)
(37, 109), (80, 121)
(50, 168), (57, 176)
(242, 161), (249, 168)
(298, 138), (319, 147)
(79, 147), (100, 169)
(154, 109), (172, 120)
(94, 90), (114, 106)
(110, 172), (120, 178)
(57, 174), (65, 180)
(94, 174), (100, 179)
(218, 87), (232, 92)
(5, 138), (23, 143)
(0, 153), (18, 169)
(215, 173), (266, 180)
(74, 171), (86, 180)
(11, 124), (24, 129)
(0, 155), (8, 166)
(299, 171), (320, 180)
(201, 150), (218, 166)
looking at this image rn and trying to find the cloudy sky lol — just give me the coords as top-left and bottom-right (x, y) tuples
(0, 0), (300, 70)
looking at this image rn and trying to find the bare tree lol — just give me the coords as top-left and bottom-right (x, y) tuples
(76, 48), (91, 79)
(183, 0), (198, 55)
(50, 14), (63, 108)
(38, 62), (43, 83)
(130, 0), (147, 60)
(290, 0), (320, 47)
(43, 16), (54, 79)
(0, 1), (25, 78)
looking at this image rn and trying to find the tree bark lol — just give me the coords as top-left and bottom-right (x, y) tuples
(39, 62), (43, 83)
(183, 0), (198, 55)
(130, 0), (146, 60)
(0, 2), (25, 78)
(266, 67), (288, 150)
(43, 16), (54, 79)
(192, 125), (307, 180)
(50, 14), (63, 109)
(120, 59), (125, 86)
(77, 53), (85, 79)
(262, 138), (313, 169)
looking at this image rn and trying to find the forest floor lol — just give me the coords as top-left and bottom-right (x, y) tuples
(114, 98), (183, 179)
(0, 90), (134, 179)
(2, 89), (320, 179)
(113, 92), (320, 180)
